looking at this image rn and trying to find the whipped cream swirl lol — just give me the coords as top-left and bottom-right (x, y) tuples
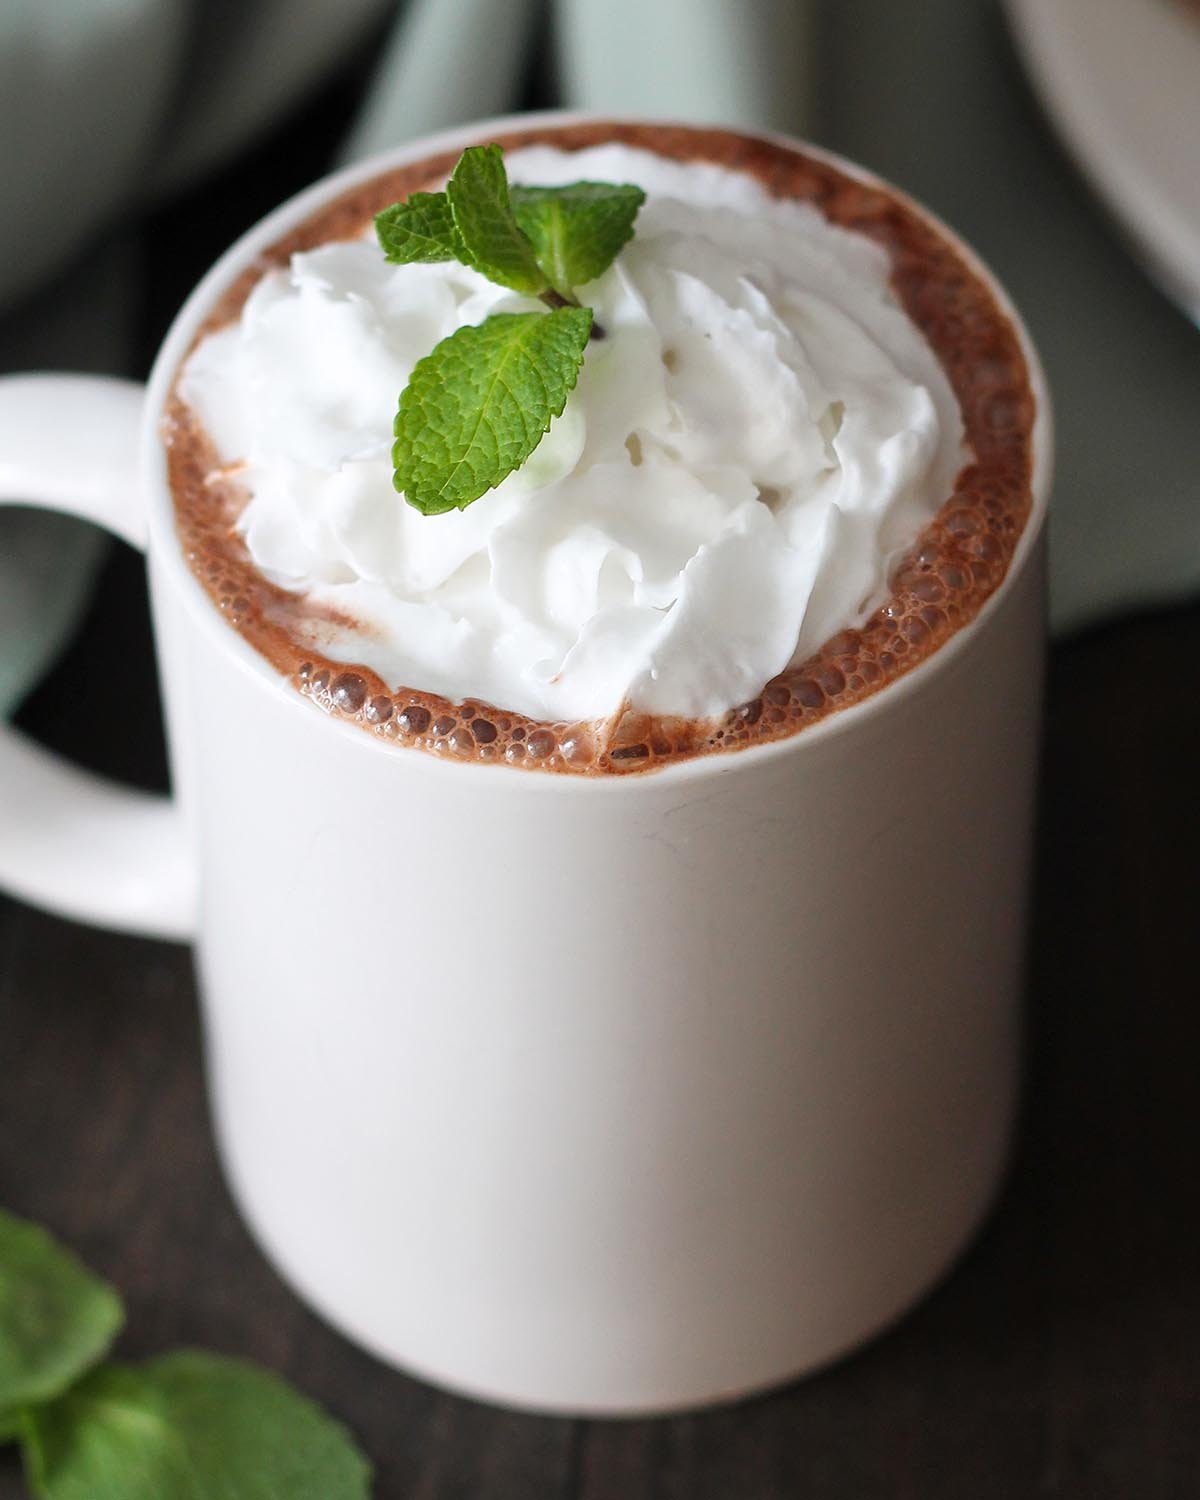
(180, 145), (966, 722)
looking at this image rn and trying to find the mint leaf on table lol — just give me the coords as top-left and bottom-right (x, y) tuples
(510, 182), (646, 297)
(22, 1352), (371, 1500)
(0, 1209), (123, 1436)
(375, 190), (461, 264)
(445, 144), (549, 296)
(395, 306), (592, 514)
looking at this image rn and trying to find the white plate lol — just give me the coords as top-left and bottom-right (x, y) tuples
(1005, 0), (1200, 322)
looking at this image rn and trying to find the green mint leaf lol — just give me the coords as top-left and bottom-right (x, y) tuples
(374, 190), (461, 264)
(446, 144), (548, 296)
(394, 306), (592, 514)
(22, 1352), (371, 1500)
(0, 1209), (123, 1432)
(510, 182), (646, 296)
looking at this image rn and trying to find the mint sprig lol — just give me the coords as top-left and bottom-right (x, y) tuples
(395, 308), (592, 515)
(445, 144), (549, 296)
(375, 145), (645, 515)
(0, 1209), (123, 1430)
(374, 190), (460, 264)
(0, 1207), (371, 1499)
(510, 182), (644, 298)
(23, 1354), (370, 1500)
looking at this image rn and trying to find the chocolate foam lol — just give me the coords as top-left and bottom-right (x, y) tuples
(162, 121), (1037, 775)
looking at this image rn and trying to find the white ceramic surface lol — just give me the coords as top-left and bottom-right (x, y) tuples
(0, 115), (1052, 1416)
(1006, 0), (1200, 323)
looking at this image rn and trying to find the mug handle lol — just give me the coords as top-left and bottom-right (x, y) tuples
(0, 374), (194, 941)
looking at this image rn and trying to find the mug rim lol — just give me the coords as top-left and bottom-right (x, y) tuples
(141, 109), (1053, 795)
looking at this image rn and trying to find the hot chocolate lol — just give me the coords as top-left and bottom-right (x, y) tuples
(163, 122), (1035, 775)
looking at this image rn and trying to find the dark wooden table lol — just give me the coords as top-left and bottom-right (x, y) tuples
(3, 43), (1199, 1500)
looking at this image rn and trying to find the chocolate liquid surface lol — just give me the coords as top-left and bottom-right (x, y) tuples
(163, 122), (1037, 775)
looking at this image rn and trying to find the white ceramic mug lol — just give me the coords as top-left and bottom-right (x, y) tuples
(0, 115), (1052, 1416)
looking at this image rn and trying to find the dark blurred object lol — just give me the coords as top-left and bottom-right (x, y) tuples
(0, 0), (394, 309)
(818, 0), (1200, 634)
